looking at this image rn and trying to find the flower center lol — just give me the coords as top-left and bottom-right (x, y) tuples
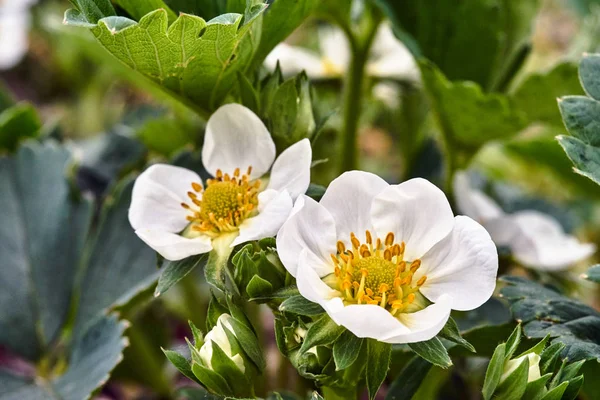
(181, 167), (260, 237)
(330, 230), (427, 315)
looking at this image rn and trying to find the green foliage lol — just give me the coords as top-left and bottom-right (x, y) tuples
(408, 337), (453, 368)
(438, 317), (476, 353)
(65, 4), (267, 115)
(366, 339), (392, 400)
(419, 60), (527, 154)
(0, 103), (41, 153)
(155, 254), (208, 297)
(299, 314), (345, 355)
(583, 264), (600, 283)
(385, 356), (432, 400)
(233, 240), (286, 301)
(501, 276), (600, 362)
(113, 0), (177, 23)
(375, 0), (539, 90)
(0, 142), (158, 398)
(558, 53), (600, 186)
(332, 330), (364, 371)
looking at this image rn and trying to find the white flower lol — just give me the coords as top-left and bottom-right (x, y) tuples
(199, 314), (245, 373)
(265, 23), (418, 82)
(454, 172), (596, 271)
(277, 171), (498, 343)
(129, 104), (312, 261)
(0, 0), (37, 70)
(501, 353), (541, 384)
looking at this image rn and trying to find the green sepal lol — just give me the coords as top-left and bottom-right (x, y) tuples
(408, 337), (452, 368)
(540, 342), (565, 375)
(495, 355), (530, 400)
(299, 315), (346, 355)
(540, 381), (569, 400)
(210, 341), (251, 397)
(279, 296), (325, 316)
(228, 317), (265, 372)
(189, 320), (204, 348)
(483, 343), (506, 400)
(191, 362), (232, 395)
(438, 317), (475, 353)
(246, 275), (274, 299)
(505, 323), (523, 360)
(522, 373), (552, 400)
(161, 348), (199, 384)
(206, 293), (228, 332)
(332, 330), (364, 371)
(366, 339), (392, 400)
(562, 374), (584, 400)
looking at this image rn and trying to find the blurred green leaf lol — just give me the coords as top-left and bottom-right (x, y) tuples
(501, 276), (600, 362)
(512, 62), (583, 126)
(0, 103), (41, 153)
(419, 60), (527, 153)
(113, 0), (178, 23)
(65, 5), (266, 116)
(67, 0), (116, 25)
(385, 356), (432, 400)
(136, 116), (198, 156)
(583, 264), (600, 283)
(375, 0), (539, 89)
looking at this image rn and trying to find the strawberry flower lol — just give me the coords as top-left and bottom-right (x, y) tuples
(277, 171), (498, 343)
(129, 104), (311, 261)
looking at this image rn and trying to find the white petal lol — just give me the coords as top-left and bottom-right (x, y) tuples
(202, 104), (276, 179)
(323, 299), (411, 341)
(318, 26), (350, 75)
(135, 229), (212, 261)
(129, 164), (202, 232)
(320, 171), (388, 243)
(383, 296), (452, 344)
(418, 216), (498, 311)
(371, 178), (454, 260)
(453, 171), (504, 223)
(367, 24), (418, 80)
(231, 189), (293, 247)
(267, 139), (312, 200)
(0, 10), (30, 70)
(296, 249), (339, 303)
(277, 195), (337, 277)
(509, 211), (596, 270)
(264, 43), (327, 78)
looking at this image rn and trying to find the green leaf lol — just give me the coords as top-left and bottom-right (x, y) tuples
(229, 317), (265, 372)
(136, 116), (198, 156)
(385, 356), (432, 400)
(68, 0), (116, 24)
(500, 276), (600, 362)
(332, 330), (364, 371)
(540, 342), (566, 375)
(582, 264), (600, 283)
(113, 0), (178, 23)
(562, 375), (584, 400)
(408, 337), (453, 368)
(522, 373), (552, 400)
(162, 348), (198, 383)
(557, 135), (600, 185)
(0, 314), (128, 400)
(66, 6), (266, 115)
(299, 315), (346, 355)
(483, 343), (506, 400)
(375, 0), (539, 89)
(246, 275), (273, 299)
(419, 60), (527, 152)
(505, 324), (523, 360)
(0, 104), (41, 153)
(366, 339), (392, 400)
(279, 296), (325, 316)
(512, 62), (583, 126)
(558, 96), (600, 146)
(306, 183), (326, 201)
(579, 53), (600, 100)
(250, 0), (317, 68)
(155, 254), (208, 297)
(540, 381), (569, 400)
(191, 362), (232, 395)
(438, 317), (475, 353)
(210, 341), (250, 397)
(495, 354), (530, 400)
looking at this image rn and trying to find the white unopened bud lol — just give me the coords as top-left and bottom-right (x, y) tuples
(198, 314), (245, 373)
(501, 352), (541, 384)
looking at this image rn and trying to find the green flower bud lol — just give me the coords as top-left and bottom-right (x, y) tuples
(198, 313), (245, 374)
(501, 352), (541, 384)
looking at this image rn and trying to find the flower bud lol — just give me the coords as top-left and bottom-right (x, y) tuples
(501, 352), (541, 384)
(198, 314), (245, 373)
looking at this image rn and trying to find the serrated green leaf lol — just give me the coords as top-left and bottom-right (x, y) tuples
(67, 6), (265, 115)
(408, 337), (452, 369)
(332, 330), (363, 371)
(156, 254), (208, 297)
(439, 317), (475, 353)
(162, 348), (198, 383)
(579, 53), (600, 100)
(299, 315), (345, 355)
(558, 96), (600, 146)
(483, 343), (506, 400)
(365, 339), (392, 400)
(582, 264), (600, 283)
(279, 296), (324, 316)
(0, 103), (41, 153)
(557, 135), (600, 185)
(385, 356), (432, 400)
(419, 60), (527, 152)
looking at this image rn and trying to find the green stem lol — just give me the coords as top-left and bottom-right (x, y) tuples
(322, 386), (359, 400)
(339, 12), (382, 174)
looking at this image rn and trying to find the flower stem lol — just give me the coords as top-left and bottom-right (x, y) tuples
(338, 10), (382, 174)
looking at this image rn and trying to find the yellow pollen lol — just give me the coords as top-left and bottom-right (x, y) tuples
(180, 166), (260, 237)
(328, 230), (427, 315)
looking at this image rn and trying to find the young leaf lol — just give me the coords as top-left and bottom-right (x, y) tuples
(155, 254), (207, 297)
(332, 330), (364, 371)
(299, 315), (346, 355)
(438, 317), (475, 353)
(505, 324), (523, 360)
(408, 337), (452, 369)
(279, 296), (325, 316)
(366, 339), (392, 400)
(483, 343), (506, 400)
(162, 348), (198, 383)
(229, 318), (266, 372)
(385, 356), (432, 400)
(246, 275), (274, 299)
